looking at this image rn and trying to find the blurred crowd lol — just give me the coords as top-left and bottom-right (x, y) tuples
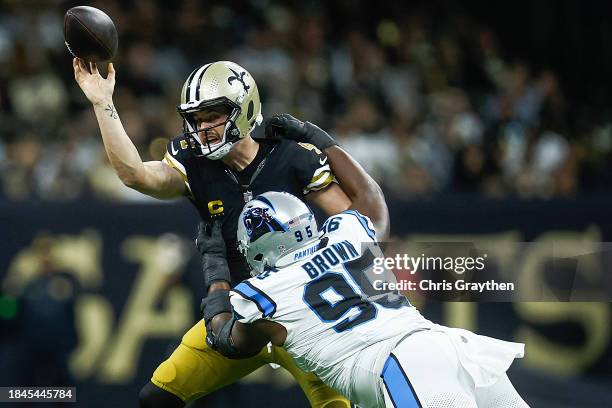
(2, 0), (612, 202)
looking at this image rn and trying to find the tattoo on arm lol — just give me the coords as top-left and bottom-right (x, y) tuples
(105, 104), (118, 119)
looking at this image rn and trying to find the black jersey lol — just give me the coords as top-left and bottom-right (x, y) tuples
(163, 136), (335, 283)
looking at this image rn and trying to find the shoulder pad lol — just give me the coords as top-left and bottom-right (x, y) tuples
(297, 142), (322, 155)
(286, 140), (335, 194)
(162, 134), (194, 194)
(163, 135), (192, 173)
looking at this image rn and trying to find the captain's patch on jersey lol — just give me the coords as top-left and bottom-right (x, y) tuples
(208, 200), (224, 216)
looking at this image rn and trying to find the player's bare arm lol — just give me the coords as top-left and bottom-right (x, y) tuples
(306, 182), (351, 215)
(312, 147), (389, 237)
(266, 114), (390, 238)
(73, 58), (185, 199)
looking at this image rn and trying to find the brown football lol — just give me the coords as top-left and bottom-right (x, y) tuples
(64, 6), (118, 63)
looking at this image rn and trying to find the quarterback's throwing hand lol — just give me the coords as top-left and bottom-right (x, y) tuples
(73, 57), (115, 107)
(264, 113), (338, 150)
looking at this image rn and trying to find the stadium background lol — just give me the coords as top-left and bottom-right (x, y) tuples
(1, 0), (612, 406)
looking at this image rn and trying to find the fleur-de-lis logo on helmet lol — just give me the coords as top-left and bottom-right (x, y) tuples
(227, 67), (250, 93)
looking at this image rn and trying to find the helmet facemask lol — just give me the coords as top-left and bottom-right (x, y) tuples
(178, 99), (241, 160)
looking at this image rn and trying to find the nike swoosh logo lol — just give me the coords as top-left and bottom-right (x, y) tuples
(319, 156), (328, 166)
(171, 142), (179, 155)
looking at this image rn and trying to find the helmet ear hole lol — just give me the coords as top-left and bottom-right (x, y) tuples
(254, 253), (263, 261)
(247, 100), (254, 120)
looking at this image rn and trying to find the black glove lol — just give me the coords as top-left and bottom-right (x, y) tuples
(264, 113), (338, 151)
(196, 221), (231, 291)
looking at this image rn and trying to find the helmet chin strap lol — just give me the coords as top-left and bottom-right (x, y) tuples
(205, 141), (234, 160)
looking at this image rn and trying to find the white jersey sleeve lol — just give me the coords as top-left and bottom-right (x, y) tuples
(229, 280), (277, 324)
(321, 210), (378, 250)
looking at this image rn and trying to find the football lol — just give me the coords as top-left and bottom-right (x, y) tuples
(64, 6), (118, 63)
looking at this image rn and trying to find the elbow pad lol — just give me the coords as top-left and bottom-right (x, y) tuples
(201, 290), (243, 358)
(205, 315), (241, 358)
(201, 290), (232, 323)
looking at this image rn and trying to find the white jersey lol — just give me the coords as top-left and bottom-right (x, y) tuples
(229, 210), (433, 407)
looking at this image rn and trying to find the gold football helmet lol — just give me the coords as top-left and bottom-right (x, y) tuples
(177, 61), (263, 160)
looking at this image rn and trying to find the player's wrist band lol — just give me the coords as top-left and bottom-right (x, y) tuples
(304, 122), (338, 151)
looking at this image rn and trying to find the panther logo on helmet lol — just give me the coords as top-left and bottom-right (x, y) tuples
(237, 192), (319, 276)
(243, 207), (286, 242)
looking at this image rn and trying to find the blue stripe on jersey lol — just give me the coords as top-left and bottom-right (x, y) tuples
(342, 210), (376, 240)
(381, 353), (422, 408)
(233, 281), (277, 318)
